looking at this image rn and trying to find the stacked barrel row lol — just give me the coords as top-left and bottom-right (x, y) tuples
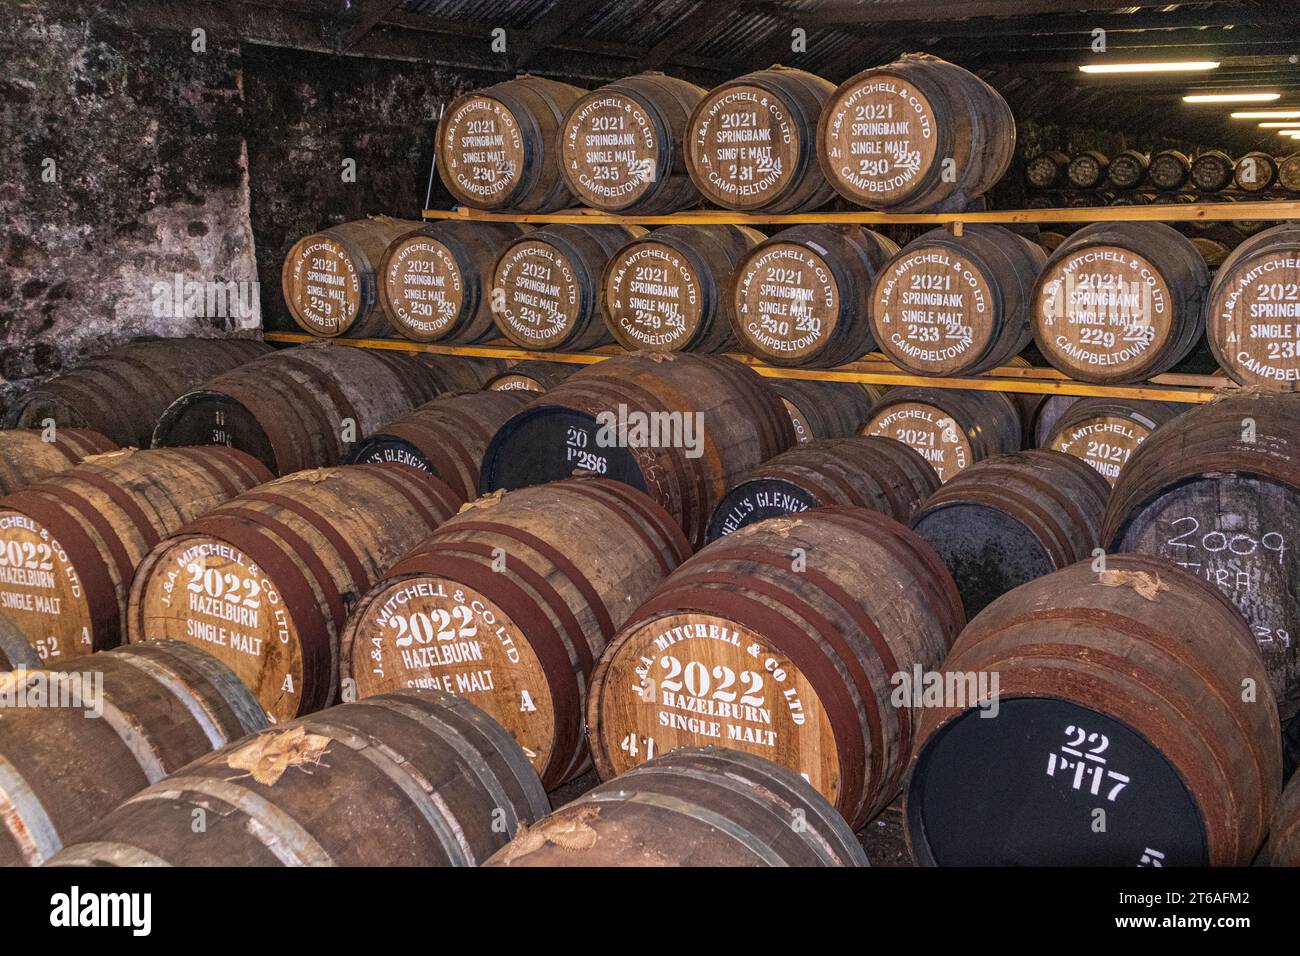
(2, 351), (1299, 866)
(1026, 147), (1300, 197)
(283, 210), (1300, 392)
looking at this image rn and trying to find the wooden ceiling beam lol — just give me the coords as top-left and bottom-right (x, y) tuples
(340, 0), (405, 51)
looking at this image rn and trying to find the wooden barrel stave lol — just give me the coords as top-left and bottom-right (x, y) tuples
(485, 361), (578, 393)
(47, 690), (549, 867)
(1031, 221), (1209, 384)
(861, 387), (1022, 483)
(282, 217), (423, 338)
(479, 354), (796, 548)
(436, 76), (586, 213)
(1261, 773), (1300, 864)
(1043, 396), (1183, 484)
(1025, 151), (1070, 190)
(818, 53), (1014, 213)
(686, 67), (835, 213)
(0, 427), (118, 495)
(347, 391), (531, 500)
(706, 435), (938, 541)
(768, 378), (881, 444)
(0, 640), (267, 866)
(1190, 150), (1235, 193)
(1102, 392), (1300, 717)
(493, 223), (643, 350)
(731, 224), (898, 368)
(379, 220), (529, 343)
(486, 747), (867, 866)
(910, 449), (1111, 617)
(340, 478), (691, 788)
(1105, 149), (1149, 191)
(0, 447), (273, 660)
(5, 339), (272, 448)
(1234, 151), (1278, 193)
(127, 465), (464, 723)
(603, 224), (762, 353)
(1148, 150), (1192, 192)
(871, 224), (1045, 376)
(588, 507), (964, 828)
(561, 72), (707, 214)
(1205, 222), (1300, 388)
(152, 343), (503, 475)
(905, 554), (1281, 866)
(1067, 150), (1109, 190)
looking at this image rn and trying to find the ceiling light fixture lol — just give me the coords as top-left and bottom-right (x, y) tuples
(1233, 110), (1300, 119)
(1079, 61), (1220, 74)
(1185, 92), (1281, 103)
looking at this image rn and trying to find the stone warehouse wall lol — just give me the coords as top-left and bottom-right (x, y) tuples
(242, 45), (478, 332)
(0, 0), (481, 404)
(0, 1), (257, 406)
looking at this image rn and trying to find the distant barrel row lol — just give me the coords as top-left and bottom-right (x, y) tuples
(285, 214), (1296, 389)
(1027, 147), (1300, 195)
(433, 55), (1012, 217)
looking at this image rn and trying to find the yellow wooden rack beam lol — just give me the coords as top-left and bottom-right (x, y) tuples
(263, 332), (1228, 404)
(420, 199), (1300, 227)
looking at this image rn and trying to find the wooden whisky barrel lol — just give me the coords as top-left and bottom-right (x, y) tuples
(705, 435), (938, 542)
(1029, 395), (1080, 447)
(486, 747), (867, 866)
(730, 224), (898, 368)
(127, 465), (463, 724)
(282, 217), (422, 337)
(0, 617), (40, 670)
(1102, 392), (1300, 717)
(769, 378), (882, 444)
(1043, 397), (1183, 485)
(861, 387), (1022, 483)
(0, 641), (268, 866)
(1148, 150), (1192, 192)
(485, 361), (578, 393)
(870, 225), (1046, 376)
(0, 428), (118, 495)
(910, 450), (1110, 617)
(480, 354), (795, 549)
(493, 224), (644, 350)
(0, 447), (271, 660)
(1066, 150), (1109, 190)
(685, 67), (835, 213)
(560, 72), (706, 214)
(340, 479), (690, 788)
(1205, 223), (1300, 388)
(1105, 149), (1149, 191)
(378, 220), (529, 343)
(48, 690), (548, 867)
(905, 554), (1281, 866)
(347, 391), (530, 500)
(1191, 236), (1231, 269)
(601, 224), (764, 353)
(6, 338), (272, 448)
(435, 75), (585, 213)
(1025, 150), (1069, 190)
(1261, 772), (1300, 865)
(1235, 151), (1278, 193)
(151, 343), (502, 475)
(1279, 154), (1300, 193)
(1190, 150), (1235, 193)
(1031, 222), (1209, 384)
(817, 54), (1014, 213)
(587, 506), (964, 827)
